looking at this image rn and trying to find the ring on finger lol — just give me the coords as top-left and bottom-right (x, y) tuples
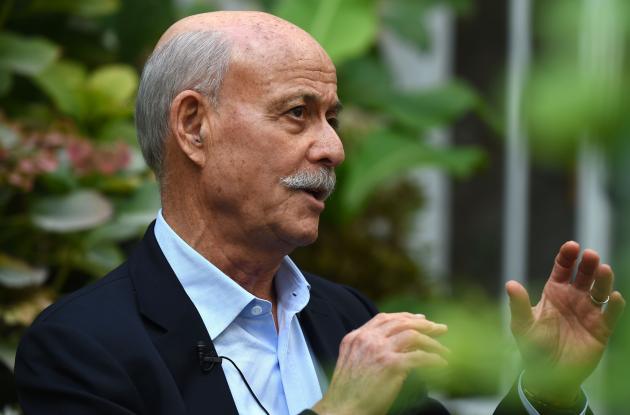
(589, 293), (610, 306)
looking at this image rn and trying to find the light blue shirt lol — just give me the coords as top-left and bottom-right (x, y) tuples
(154, 211), (324, 415)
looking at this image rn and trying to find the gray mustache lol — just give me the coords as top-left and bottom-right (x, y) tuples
(280, 167), (336, 200)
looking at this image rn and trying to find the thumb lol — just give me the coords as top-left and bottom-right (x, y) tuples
(506, 280), (534, 334)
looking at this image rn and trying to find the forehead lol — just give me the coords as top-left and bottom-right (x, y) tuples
(221, 28), (338, 103)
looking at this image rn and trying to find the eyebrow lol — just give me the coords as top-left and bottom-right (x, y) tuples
(273, 91), (343, 113)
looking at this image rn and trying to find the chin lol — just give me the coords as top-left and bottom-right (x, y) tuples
(295, 230), (319, 247)
(278, 222), (320, 250)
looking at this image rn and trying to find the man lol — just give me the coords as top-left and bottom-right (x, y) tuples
(15, 11), (625, 415)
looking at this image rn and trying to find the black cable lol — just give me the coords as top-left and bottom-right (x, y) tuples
(219, 355), (271, 415)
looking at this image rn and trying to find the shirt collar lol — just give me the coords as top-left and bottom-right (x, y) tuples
(153, 210), (311, 339)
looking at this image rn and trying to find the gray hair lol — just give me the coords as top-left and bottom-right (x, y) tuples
(135, 31), (232, 178)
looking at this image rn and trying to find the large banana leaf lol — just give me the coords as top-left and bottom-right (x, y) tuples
(340, 57), (478, 132)
(340, 130), (484, 219)
(274, 0), (378, 65)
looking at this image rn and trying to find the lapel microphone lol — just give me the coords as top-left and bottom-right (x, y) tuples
(196, 341), (270, 415)
(196, 341), (222, 372)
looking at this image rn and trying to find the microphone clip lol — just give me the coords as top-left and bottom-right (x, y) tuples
(196, 341), (222, 373)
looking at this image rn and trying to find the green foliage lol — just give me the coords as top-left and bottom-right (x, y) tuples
(0, 32), (59, 96)
(27, 0), (121, 17)
(274, 0), (378, 65)
(382, 0), (472, 49)
(341, 129), (484, 219)
(0, 0), (159, 342)
(30, 190), (114, 233)
(33, 61), (138, 131)
(525, 0), (630, 164)
(0, 254), (47, 289)
(32, 61), (87, 119)
(0, 32), (58, 76)
(341, 57), (479, 131)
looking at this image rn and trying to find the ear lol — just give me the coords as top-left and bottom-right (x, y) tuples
(168, 90), (212, 167)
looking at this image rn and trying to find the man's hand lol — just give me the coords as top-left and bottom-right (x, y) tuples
(313, 312), (449, 415)
(506, 241), (625, 406)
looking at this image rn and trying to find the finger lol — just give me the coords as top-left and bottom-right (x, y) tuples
(402, 350), (448, 369)
(573, 249), (600, 290)
(549, 241), (580, 283)
(366, 312), (423, 329)
(604, 291), (626, 330)
(390, 330), (450, 357)
(506, 280), (534, 334)
(381, 317), (448, 338)
(590, 264), (613, 303)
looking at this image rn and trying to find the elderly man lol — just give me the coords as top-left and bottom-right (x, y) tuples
(15, 11), (624, 415)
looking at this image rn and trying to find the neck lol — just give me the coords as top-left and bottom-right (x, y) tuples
(161, 196), (286, 302)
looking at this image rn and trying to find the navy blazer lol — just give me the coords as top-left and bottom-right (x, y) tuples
(14, 224), (568, 414)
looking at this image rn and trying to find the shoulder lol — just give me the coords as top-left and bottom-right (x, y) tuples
(25, 261), (145, 348)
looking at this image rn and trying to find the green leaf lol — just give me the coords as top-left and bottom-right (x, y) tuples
(0, 121), (18, 148)
(86, 65), (138, 116)
(341, 130), (484, 217)
(33, 60), (87, 119)
(30, 190), (113, 233)
(260, 0), (278, 10)
(0, 254), (48, 288)
(381, 0), (432, 48)
(383, 82), (479, 131)
(340, 59), (478, 131)
(338, 57), (394, 103)
(0, 70), (12, 96)
(0, 32), (59, 76)
(525, 64), (628, 162)
(98, 119), (138, 143)
(274, 0), (378, 64)
(85, 182), (159, 245)
(114, 0), (177, 63)
(116, 181), (161, 227)
(28, 0), (120, 17)
(77, 243), (124, 276)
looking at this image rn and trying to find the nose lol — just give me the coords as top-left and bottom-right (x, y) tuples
(306, 124), (345, 168)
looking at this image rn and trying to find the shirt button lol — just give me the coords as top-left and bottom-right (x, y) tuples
(251, 305), (263, 316)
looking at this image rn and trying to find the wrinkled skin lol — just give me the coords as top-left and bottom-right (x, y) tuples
(507, 242), (625, 406)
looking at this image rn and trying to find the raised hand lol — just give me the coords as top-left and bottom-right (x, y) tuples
(506, 241), (625, 406)
(313, 312), (449, 415)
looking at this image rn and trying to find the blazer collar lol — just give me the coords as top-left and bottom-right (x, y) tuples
(128, 223), (347, 410)
(128, 222), (238, 415)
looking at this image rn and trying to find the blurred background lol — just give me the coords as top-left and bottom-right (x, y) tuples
(0, 0), (629, 414)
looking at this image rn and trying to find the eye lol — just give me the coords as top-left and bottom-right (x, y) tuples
(327, 116), (339, 130)
(288, 106), (306, 119)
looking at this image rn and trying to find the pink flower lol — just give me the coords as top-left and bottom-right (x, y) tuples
(17, 159), (36, 174)
(67, 140), (94, 175)
(35, 151), (58, 173)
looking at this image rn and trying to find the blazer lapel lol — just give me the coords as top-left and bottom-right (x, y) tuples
(299, 291), (348, 378)
(129, 223), (238, 415)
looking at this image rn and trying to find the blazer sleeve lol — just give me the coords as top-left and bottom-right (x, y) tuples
(15, 322), (144, 415)
(494, 380), (593, 415)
